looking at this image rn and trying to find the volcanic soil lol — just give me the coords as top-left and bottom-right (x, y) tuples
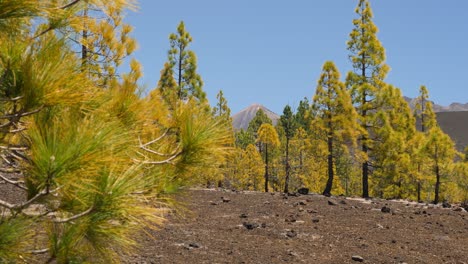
(125, 189), (468, 264)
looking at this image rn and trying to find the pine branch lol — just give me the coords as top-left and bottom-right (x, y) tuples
(0, 173), (26, 190)
(53, 206), (93, 223)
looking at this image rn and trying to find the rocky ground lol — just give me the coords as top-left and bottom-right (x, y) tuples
(125, 189), (468, 264)
(2, 179), (468, 264)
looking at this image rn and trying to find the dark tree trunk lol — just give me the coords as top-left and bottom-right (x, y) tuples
(283, 138), (290, 193)
(361, 43), (369, 199)
(177, 45), (183, 99)
(323, 133), (334, 197)
(323, 110), (334, 196)
(264, 144), (269, 193)
(434, 163), (441, 204)
(81, 7), (88, 69)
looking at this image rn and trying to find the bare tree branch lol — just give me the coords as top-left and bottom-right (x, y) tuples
(53, 206), (93, 223)
(0, 174), (26, 190)
(30, 248), (49, 254)
(0, 186), (60, 210)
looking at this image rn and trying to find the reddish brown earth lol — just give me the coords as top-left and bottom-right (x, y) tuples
(126, 189), (468, 264)
(2, 181), (468, 264)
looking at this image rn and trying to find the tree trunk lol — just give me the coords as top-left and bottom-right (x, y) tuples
(323, 126), (334, 197)
(361, 46), (369, 199)
(81, 6), (88, 70)
(434, 163), (441, 204)
(264, 144), (269, 193)
(283, 138), (290, 193)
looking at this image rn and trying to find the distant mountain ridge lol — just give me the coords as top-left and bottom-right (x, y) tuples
(403, 97), (468, 112)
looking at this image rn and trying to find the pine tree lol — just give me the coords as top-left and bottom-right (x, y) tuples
(413, 85), (437, 201)
(280, 105), (296, 193)
(373, 85), (416, 199)
(346, 0), (390, 198)
(167, 21), (206, 102)
(247, 109), (272, 137)
(424, 126), (457, 204)
(213, 90), (231, 119)
(311, 61), (357, 196)
(295, 97), (312, 133)
(43, 0), (139, 87)
(157, 62), (178, 108)
(257, 123), (280, 192)
(0, 2), (231, 261)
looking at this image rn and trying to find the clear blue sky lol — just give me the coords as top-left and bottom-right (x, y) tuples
(124, 0), (468, 114)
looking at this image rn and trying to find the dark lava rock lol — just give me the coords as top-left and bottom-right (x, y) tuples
(239, 213), (248, 218)
(328, 200), (337, 206)
(222, 197), (231, 203)
(261, 223), (267, 228)
(243, 222), (259, 230)
(381, 206), (391, 213)
(297, 188), (309, 195)
(286, 230), (297, 238)
(307, 209), (318, 214)
(294, 201), (306, 206)
(340, 200), (347, 205)
(442, 201), (452, 208)
(210, 202), (218, 205)
(189, 242), (200, 248)
(312, 218), (320, 223)
(352, 255), (364, 262)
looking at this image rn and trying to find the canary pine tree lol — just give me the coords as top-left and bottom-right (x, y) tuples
(0, 1), (231, 262)
(373, 85), (416, 198)
(280, 105), (296, 193)
(346, 0), (390, 198)
(311, 61), (357, 196)
(167, 21), (206, 102)
(257, 123), (280, 192)
(424, 126), (457, 204)
(40, 0), (139, 87)
(413, 85), (437, 201)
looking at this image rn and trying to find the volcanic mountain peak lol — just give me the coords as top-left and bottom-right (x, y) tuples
(232, 104), (280, 130)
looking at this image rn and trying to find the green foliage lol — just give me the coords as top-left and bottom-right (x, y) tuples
(0, 3), (232, 263)
(235, 129), (255, 149)
(168, 21), (206, 102)
(247, 109), (272, 137)
(311, 61), (357, 196)
(280, 105), (296, 140)
(295, 97), (312, 133)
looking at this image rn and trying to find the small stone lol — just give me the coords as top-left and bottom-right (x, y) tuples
(307, 209), (318, 214)
(261, 223), (267, 228)
(442, 201), (451, 208)
(243, 222), (259, 230)
(239, 213), (248, 218)
(352, 255), (364, 262)
(286, 230), (297, 238)
(328, 200), (337, 206)
(453, 207), (463, 212)
(210, 202), (218, 205)
(188, 242), (200, 248)
(381, 206), (391, 213)
(222, 197), (231, 203)
(340, 200), (347, 205)
(391, 239), (397, 244)
(312, 218), (320, 223)
(263, 201), (271, 205)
